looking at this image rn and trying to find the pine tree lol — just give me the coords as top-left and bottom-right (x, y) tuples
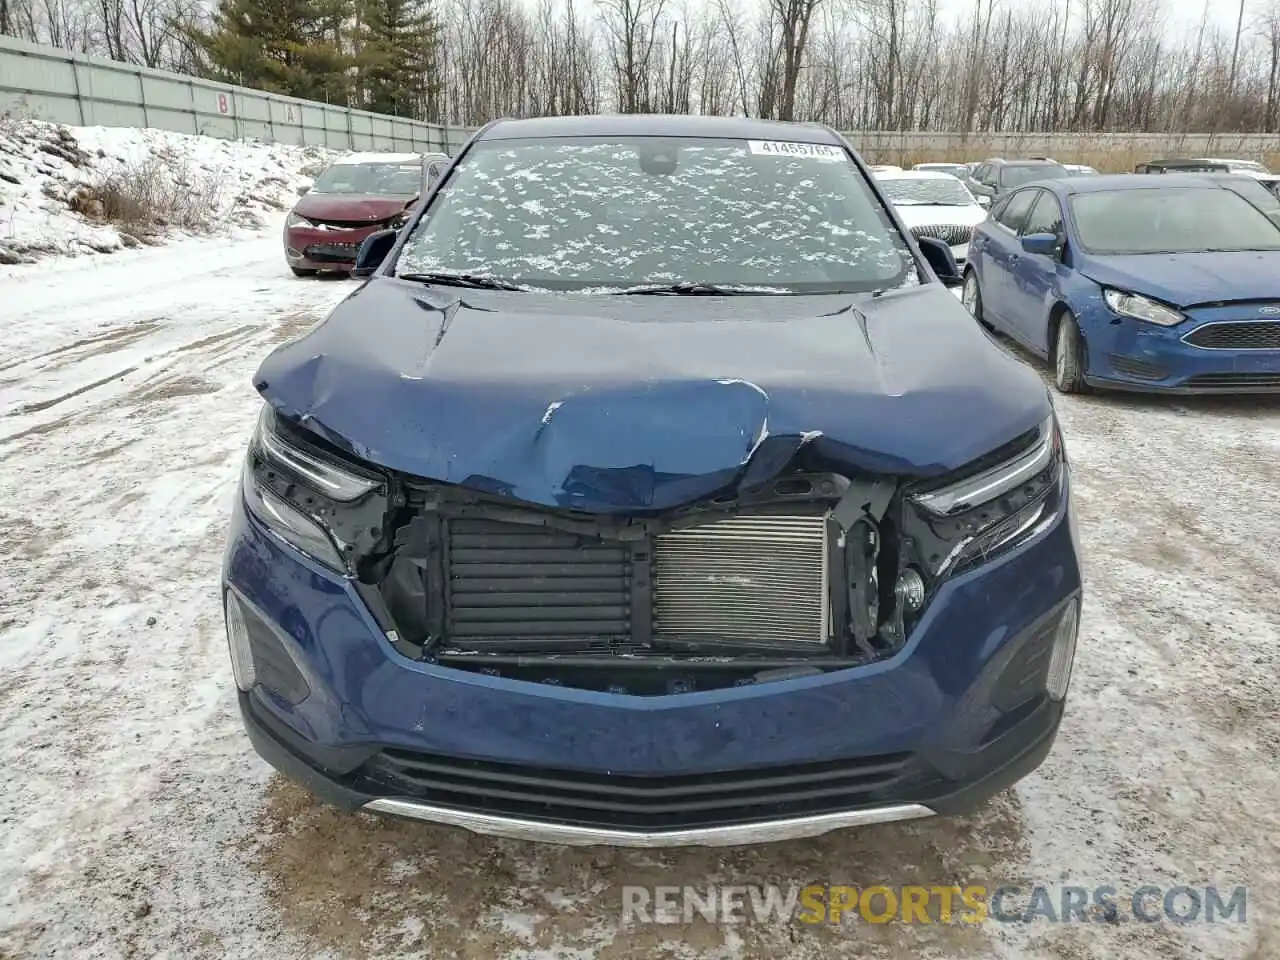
(193, 0), (354, 104)
(353, 0), (442, 118)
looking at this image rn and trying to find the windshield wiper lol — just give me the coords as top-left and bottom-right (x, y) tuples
(614, 281), (787, 296)
(399, 271), (525, 291)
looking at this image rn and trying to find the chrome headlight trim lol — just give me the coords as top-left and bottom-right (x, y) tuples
(254, 407), (378, 502)
(912, 415), (1056, 518)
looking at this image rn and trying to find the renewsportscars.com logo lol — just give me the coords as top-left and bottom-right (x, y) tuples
(621, 884), (1248, 926)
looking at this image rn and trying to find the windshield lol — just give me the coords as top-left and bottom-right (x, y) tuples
(312, 161), (422, 196)
(878, 176), (974, 206)
(396, 136), (914, 293)
(999, 165), (1070, 188)
(1070, 187), (1280, 253)
(1218, 177), (1280, 214)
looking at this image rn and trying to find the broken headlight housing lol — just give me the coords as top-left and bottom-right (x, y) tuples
(903, 414), (1066, 580)
(240, 406), (388, 574)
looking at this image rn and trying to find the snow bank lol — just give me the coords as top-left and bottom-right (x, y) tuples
(0, 118), (343, 263)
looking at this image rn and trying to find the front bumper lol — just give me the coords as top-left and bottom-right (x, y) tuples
(224, 484), (1081, 845)
(284, 223), (383, 271)
(1081, 308), (1280, 393)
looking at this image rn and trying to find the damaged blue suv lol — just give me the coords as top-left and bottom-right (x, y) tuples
(223, 116), (1083, 847)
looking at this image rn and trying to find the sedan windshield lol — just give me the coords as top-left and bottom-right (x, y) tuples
(312, 162), (423, 196)
(999, 165), (1071, 188)
(1070, 187), (1280, 253)
(396, 136), (914, 293)
(878, 177), (975, 206)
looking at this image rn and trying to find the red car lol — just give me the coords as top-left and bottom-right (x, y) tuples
(284, 152), (449, 276)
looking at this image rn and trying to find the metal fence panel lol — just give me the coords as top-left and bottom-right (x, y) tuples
(0, 35), (473, 154)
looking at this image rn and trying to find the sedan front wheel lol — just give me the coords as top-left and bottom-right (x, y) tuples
(962, 271), (991, 330)
(1053, 312), (1089, 394)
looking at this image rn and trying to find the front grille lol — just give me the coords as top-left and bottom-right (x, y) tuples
(446, 518), (631, 642)
(1184, 372), (1280, 389)
(303, 242), (360, 262)
(362, 749), (916, 829)
(909, 223), (974, 247)
(1184, 321), (1280, 350)
(654, 514), (829, 645)
(1109, 355), (1168, 380)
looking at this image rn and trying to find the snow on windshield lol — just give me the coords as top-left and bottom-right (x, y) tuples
(878, 177), (974, 206)
(396, 138), (914, 293)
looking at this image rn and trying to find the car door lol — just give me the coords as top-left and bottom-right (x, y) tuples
(1006, 189), (1066, 354)
(977, 187), (1037, 328)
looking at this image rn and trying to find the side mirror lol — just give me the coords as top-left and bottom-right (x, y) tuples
(296, 185), (310, 196)
(351, 229), (398, 278)
(917, 236), (963, 286)
(1021, 232), (1059, 257)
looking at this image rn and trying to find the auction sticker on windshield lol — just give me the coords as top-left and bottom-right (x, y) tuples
(748, 140), (845, 160)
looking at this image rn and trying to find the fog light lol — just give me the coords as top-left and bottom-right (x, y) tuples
(224, 591), (256, 692)
(1045, 598), (1079, 701)
(895, 568), (926, 611)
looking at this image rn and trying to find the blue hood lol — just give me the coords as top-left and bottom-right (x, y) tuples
(1078, 250), (1280, 307)
(253, 279), (1051, 513)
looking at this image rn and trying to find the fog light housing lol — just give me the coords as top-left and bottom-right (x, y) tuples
(1045, 597), (1080, 701)
(225, 590), (256, 692)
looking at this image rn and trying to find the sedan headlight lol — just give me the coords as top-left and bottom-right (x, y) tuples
(285, 211), (312, 228)
(241, 406), (385, 573)
(905, 415), (1066, 578)
(1103, 288), (1185, 327)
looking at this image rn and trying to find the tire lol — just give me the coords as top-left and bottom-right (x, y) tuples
(1053, 312), (1089, 394)
(290, 266), (318, 278)
(962, 270), (992, 330)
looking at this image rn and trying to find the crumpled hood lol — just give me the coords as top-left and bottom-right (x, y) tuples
(1079, 250), (1280, 307)
(254, 280), (1051, 513)
(292, 193), (414, 223)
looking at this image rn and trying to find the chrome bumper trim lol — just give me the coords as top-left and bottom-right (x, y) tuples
(362, 799), (936, 847)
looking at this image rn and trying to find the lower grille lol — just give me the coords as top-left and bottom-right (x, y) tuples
(303, 242), (360, 262)
(363, 749), (916, 829)
(1184, 372), (1280, 389)
(909, 223), (974, 247)
(654, 513), (830, 645)
(1109, 355), (1168, 380)
(446, 518), (630, 642)
(1184, 320), (1280, 350)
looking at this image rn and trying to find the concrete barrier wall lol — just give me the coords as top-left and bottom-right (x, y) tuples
(0, 35), (473, 154)
(841, 130), (1280, 170)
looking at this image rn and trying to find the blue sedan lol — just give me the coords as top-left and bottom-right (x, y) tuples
(962, 174), (1280, 393)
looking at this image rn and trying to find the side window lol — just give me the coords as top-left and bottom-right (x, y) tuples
(995, 189), (1036, 232)
(973, 164), (989, 183)
(1020, 190), (1064, 237)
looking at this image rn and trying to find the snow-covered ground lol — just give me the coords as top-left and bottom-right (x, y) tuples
(1, 205), (1279, 957)
(0, 119), (336, 262)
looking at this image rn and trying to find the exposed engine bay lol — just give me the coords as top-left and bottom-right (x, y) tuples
(246, 407), (1063, 695)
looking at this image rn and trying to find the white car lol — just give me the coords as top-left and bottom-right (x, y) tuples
(870, 164), (904, 174)
(1063, 164), (1099, 176)
(874, 170), (988, 267)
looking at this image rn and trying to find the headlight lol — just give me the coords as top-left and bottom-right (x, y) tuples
(1103, 288), (1185, 327)
(241, 406), (385, 573)
(906, 414), (1065, 578)
(285, 211), (312, 228)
